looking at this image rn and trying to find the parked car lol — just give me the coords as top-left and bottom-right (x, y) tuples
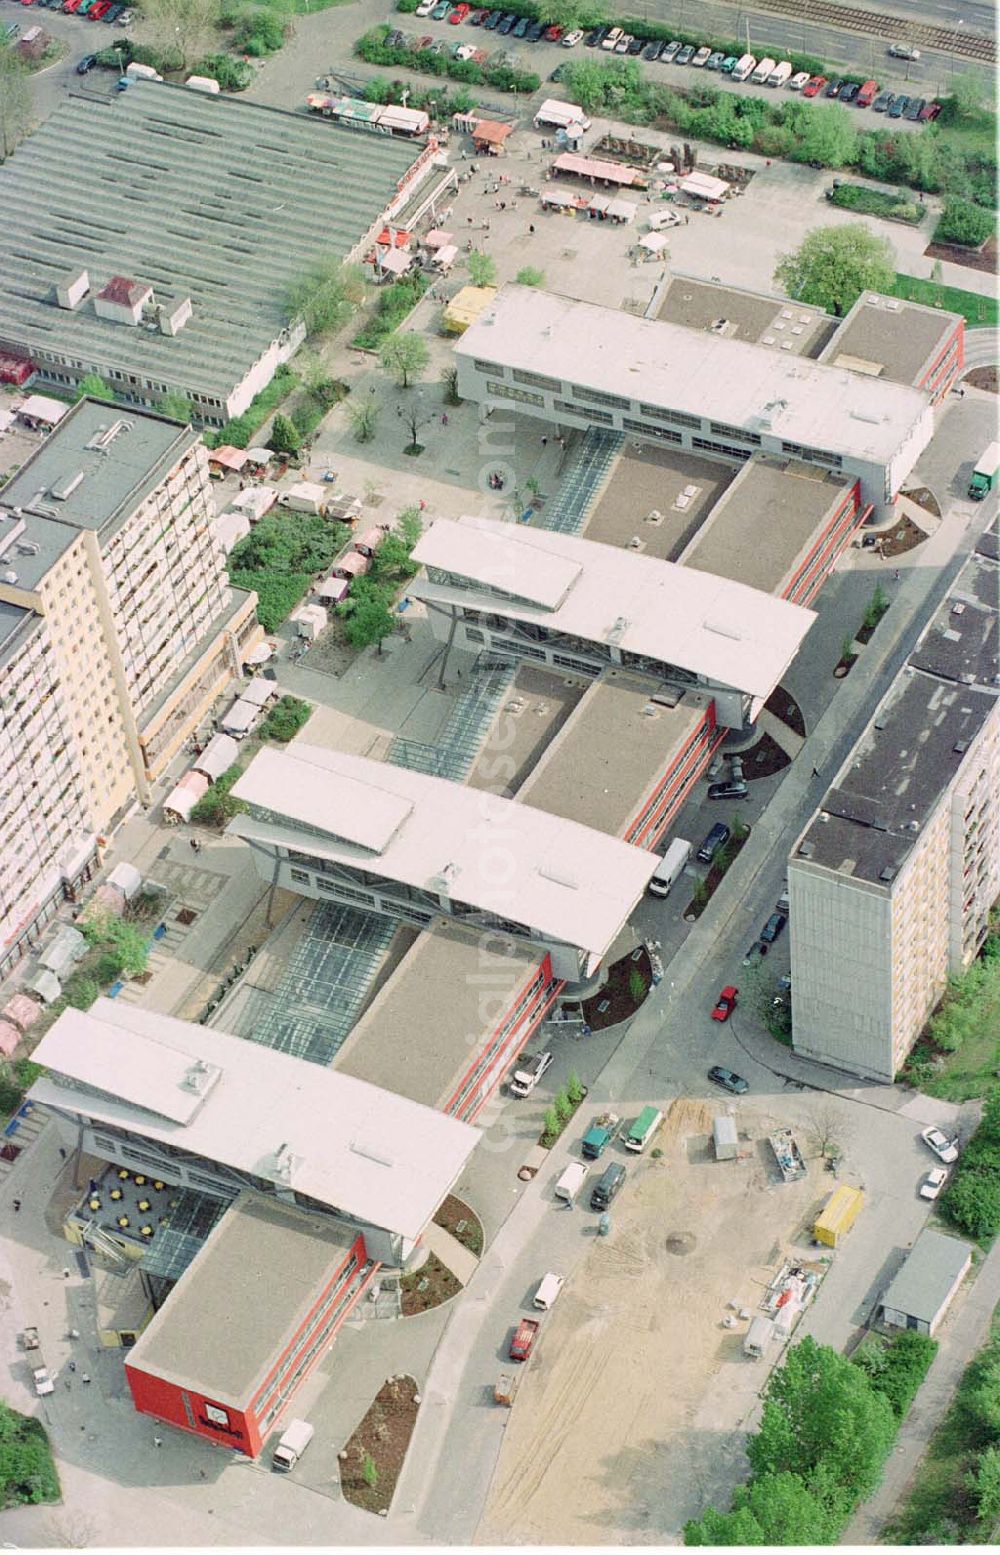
(508, 1317), (539, 1362)
(412, 34), (432, 48)
(660, 39), (681, 62)
(711, 986), (738, 1022)
(76, 51), (97, 69)
(543, 23), (563, 40)
(920, 1167), (949, 1201)
(525, 19), (545, 39)
(483, 8), (502, 26)
(921, 1126), (959, 1165)
(468, 7), (489, 21)
(697, 822), (730, 864)
(919, 101), (941, 120)
(496, 12), (516, 32)
(706, 51), (725, 69)
(428, 37), (447, 52)
(708, 1065), (749, 1095)
(729, 754), (744, 784)
(511, 14), (529, 35)
(415, 0), (436, 14)
(873, 90), (893, 111)
(887, 41), (919, 59)
(788, 70), (810, 89)
(720, 54), (739, 72)
(431, 0), (451, 17)
(454, 41), (476, 57)
(825, 77), (845, 96)
(386, 27), (404, 44)
(642, 38), (662, 60)
(449, 3), (472, 22)
(856, 78), (880, 106)
(776, 882), (790, 913)
(4, 21), (19, 36)
(760, 911), (787, 944)
(888, 93), (909, 118)
(904, 96), (925, 119)
(626, 34), (644, 54)
(117, 8), (133, 22)
(691, 44), (711, 66)
(675, 43), (694, 63)
(839, 81), (860, 102)
(707, 779), (748, 801)
(802, 74), (826, 95)
(615, 32), (632, 52)
(585, 24), (608, 45)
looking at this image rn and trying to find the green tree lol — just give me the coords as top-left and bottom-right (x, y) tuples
(542, 1105), (559, 1140)
(787, 102), (859, 169)
(749, 1337), (896, 1500)
(361, 1451), (379, 1488)
(0, 39), (32, 159)
(379, 331), (430, 388)
(158, 391), (194, 423)
(286, 259), (365, 339)
(467, 250), (497, 288)
(685, 1469), (840, 1545)
(338, 578), (396, 655)
(143, 0), (221, 69)
(516, 266), (545, 287)
(943, 1171), (1000, 1240)
(80, 910), (149, 976)
(193, 52), (253, 90)
(232, 9), (286, 54)
(774, 226), (896, 317)
(258, 694), (312, 743)
(75, 374), (115, 403)
(371, 530), (419, 585)
(554, 1088), (572, 1123)
(440, 365), (461, 405)
(348, 398), (379, 443)
(296, 349), (339, 406)
(566, 1071), (584, 1103)
(269, 412), (301, 454)
(968, 1446), (1000, 1526)
(542, 0), (595, 31)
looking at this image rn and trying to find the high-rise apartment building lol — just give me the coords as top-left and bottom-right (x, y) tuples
(0, 399), (261, 976)
(788, 541), (1000, 1082)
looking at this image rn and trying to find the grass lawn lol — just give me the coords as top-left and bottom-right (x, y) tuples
(890, 274), (998, 328)
(883, 1311), (1000, 1544)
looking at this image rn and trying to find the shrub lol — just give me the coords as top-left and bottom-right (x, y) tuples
(542, 1105), (559, 1141)
(194, 53), (253, 90)
(232, 11), (286, 55)
(258, 694), (312, 743)
(0, 1402), (61, 1507)
(853, 1331), (938, 1420)
(554, 1089), (572, 1123)
(269, 411), (301, 454)
(566, 1071), (584, 1103)
(935, 199), (994, 247)
(516, 266), (545, 286)
(396, 0), (420, 10)
(203, 366), (297, 449)
(191, 764), (247, 827)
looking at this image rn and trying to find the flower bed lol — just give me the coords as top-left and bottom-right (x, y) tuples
(339, 1375), (420, 1515)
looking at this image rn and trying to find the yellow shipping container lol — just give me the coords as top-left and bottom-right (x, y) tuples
(813, 1184), (864, 1248)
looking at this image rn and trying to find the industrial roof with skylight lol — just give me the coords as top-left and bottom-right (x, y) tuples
(412, 515), (816, 703)
(29, 1000), (479, 1242)
(229, 744), (658, 960)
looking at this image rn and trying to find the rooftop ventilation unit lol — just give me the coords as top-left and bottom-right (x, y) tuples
(879, 865), (898, 881)
(15, 541), (39, 557)
(271, 1142), (300, 1183)
(349, 1139), (394, 1169)
(2, 569), (17, 584)
(180, 1059), (215, 1096)
(798, 841), (814, 858)
(50, 472), (84, 502)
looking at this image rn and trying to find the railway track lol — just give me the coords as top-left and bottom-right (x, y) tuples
(727, 0), (996, 62)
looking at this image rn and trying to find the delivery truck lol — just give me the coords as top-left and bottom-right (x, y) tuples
(744, 1314), (775, 1358)
(969, 442), (1000, 500)
(648, 837), (691, 897)
(272, 1419), (314, 1471)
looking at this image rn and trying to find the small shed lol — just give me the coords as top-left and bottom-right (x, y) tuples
(3, 993), (42, 1032)
(241, 675), (278, 709)
(368, 246), (413, 281)
(432, 244), (459, 274)
(713, 1115), (738, 1161)
(40, 925), (87, 977)
(192, 733), (240, 782)
(0, 1020), (20, 1058)
(213, 510), (251, 555)
(424, 228), (454, 251)
(230, 485), (277, 523)
(207, 444), (251, 476)
(294, 602), (329, 639)
(27, 969), (62, 1005)
(352, 528), (383, 558)
(244, 447), (273, 472)
(314, 576), (349, 604)
(107, 861), (142, 901)
(879, 1230), (972, 1337)
(472, 119), (513, 156)
(17, 394), (68, 431)
(162, 771), (210, 823)
(680, 171), (729, 203)
(332, 551), (370, 581)
(220, 698), (261, 739)
(606, 198), (638, 225)
(442, 285), (497, 336)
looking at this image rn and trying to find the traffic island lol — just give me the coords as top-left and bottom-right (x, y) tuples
(338, 1375), (420, 1516)
(399, 1251), (461, 1316)
(581, 944), (653, 1031)
(432, 1193), (484, 1258)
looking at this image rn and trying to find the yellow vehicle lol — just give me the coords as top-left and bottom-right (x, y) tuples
(813, 1184), (864, 1248)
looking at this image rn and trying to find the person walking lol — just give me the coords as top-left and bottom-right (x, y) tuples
(12, 1199), (20, 1213)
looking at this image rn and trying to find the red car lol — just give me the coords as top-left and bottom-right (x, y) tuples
(448, 2), (471, 21)
(509, 1317), (539, 1362)
(62, 0), (83, 13)
(919, 101), (941, 121)
(802, 75), (826, 97)
(544, 22), (563, 40)
(89, 3), (112, 18)
(468, 4), (489, 20)
(711, 985), (738, 1022)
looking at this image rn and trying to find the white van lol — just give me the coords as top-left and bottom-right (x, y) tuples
(731, 53), (756, 81)
(555, 1161), (588, 1202)
(750, 57), (777, 83)
(648, 837), (691, 897)
(533, 1271), (565, 1310)
(744, 1315), (775, 1359)
(767, 60), (793, 86)
(647, 208), (683, 232)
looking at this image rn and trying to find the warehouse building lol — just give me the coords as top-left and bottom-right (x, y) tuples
(878, 1229), (972, 1337)
(455, 285), (935, 519)
(230, 745), (657, 981)
(789, 548), (1000, 1081)
(411, 515), (815, 730)
(0, 82), (446, 422)
(0, 400), (260, 979)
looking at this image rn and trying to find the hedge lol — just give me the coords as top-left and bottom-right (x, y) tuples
(201, 365), (298, 450)
(352, 271), (430, 351)
(828, 183), (924, 223)
(356, 26), (540, 94)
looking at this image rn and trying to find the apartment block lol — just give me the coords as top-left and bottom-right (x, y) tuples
(789, 544), (1000, 1081)
(0, 399), (261, 977)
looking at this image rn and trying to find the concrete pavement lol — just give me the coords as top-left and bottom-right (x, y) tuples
(843, 1237), (1000, 1544)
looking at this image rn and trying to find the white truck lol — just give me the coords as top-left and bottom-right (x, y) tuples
(509, 1050), (553, 1097)
(278, 481), (327, 516)
(648, 837), (691, 897)
(272, 1419), (314, 1471)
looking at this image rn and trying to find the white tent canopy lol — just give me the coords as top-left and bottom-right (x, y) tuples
(163, 772), (210, 822)
(107, 861), (142, 901)
(193, 733), (240, 782)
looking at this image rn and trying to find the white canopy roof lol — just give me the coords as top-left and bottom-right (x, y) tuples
(192, 733), (240, 782)
(230, 745), (658, 960)
(220, 698), (260, 736)
(29, 1002), (480, 1241)
(413, 515), (815, 702)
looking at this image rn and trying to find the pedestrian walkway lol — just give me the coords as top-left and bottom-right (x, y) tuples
(843, 1237), (1000, 1543)
(422, 1221), (480, 1287)
(750, 707), (805, 762)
